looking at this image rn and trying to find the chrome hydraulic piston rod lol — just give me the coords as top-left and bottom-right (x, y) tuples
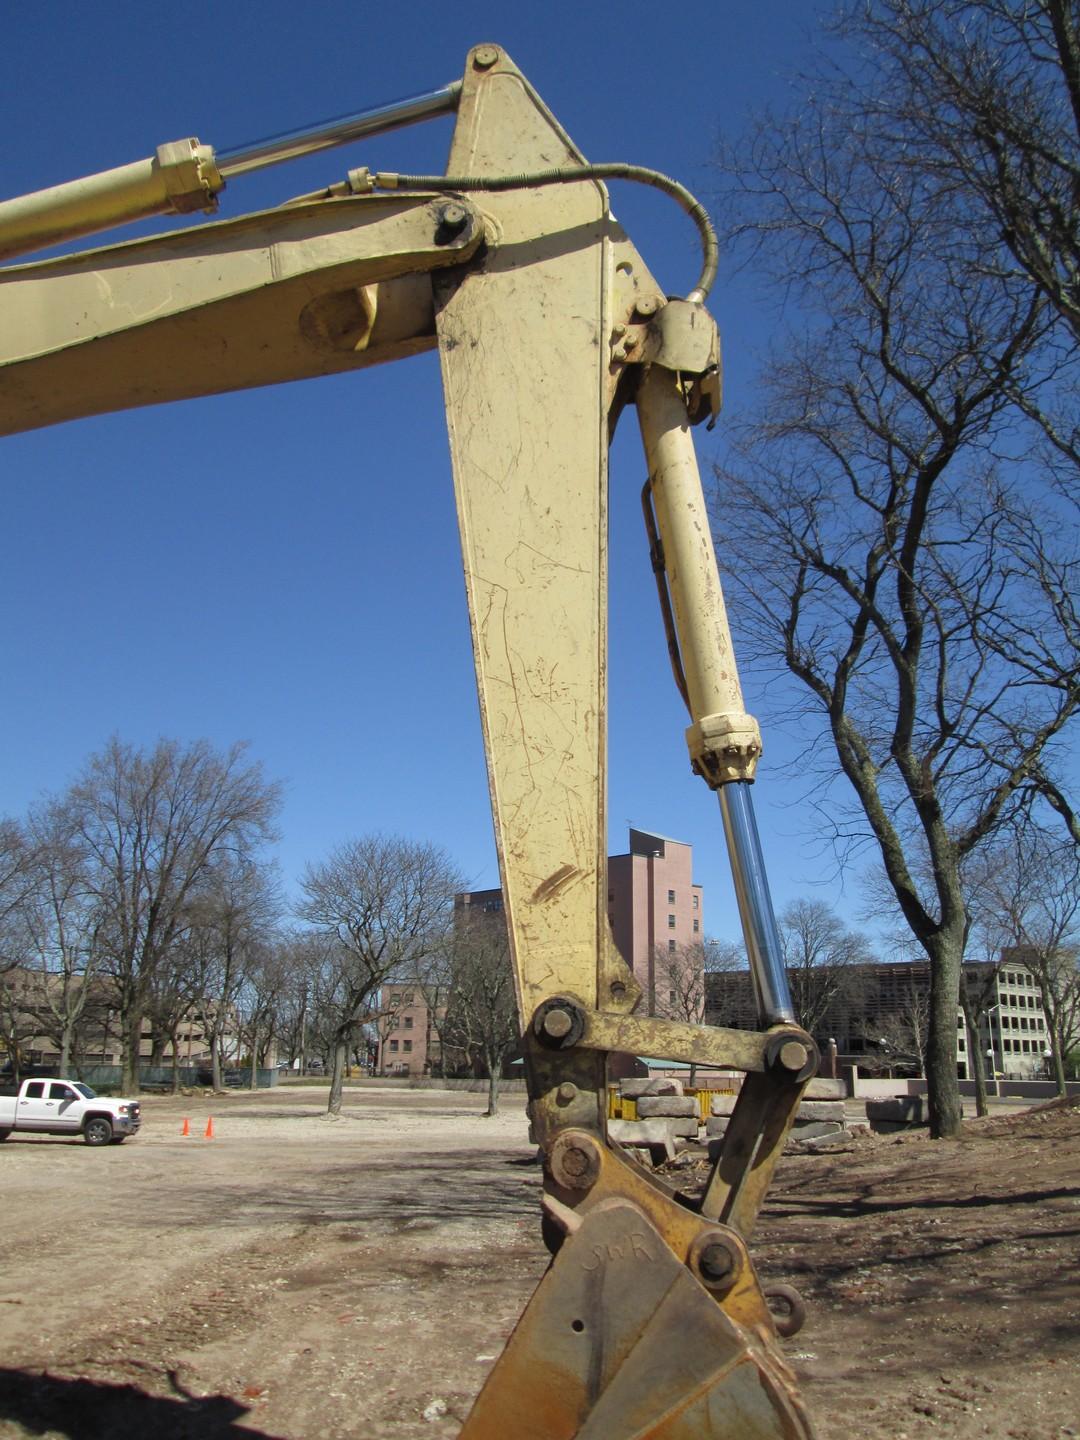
(0, 81), (461, 262)
(216, 82), (462, 177)
(636, 362), (795, 1026)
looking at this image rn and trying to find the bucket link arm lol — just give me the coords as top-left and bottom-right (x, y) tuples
(0, 43), (816, 1439)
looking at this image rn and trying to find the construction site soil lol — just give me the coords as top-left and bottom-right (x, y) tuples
(0, 1085), (1076, 1439)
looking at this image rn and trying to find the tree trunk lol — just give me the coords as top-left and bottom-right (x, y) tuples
(59, 1024), (74, 1079)
(327, 1038), (347, 1117)
(121, 1010), (142, 1094)
(485, 1063), (500, 1117)
(925, 937), (964, 1138)
(211, 1033), (223, 1091)
(1050, 1033), (1068, 1097)
(960, 996), (988, 1119)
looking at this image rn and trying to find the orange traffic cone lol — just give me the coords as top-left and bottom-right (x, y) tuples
(181, 1117), (190, 1137)
(204, 1117), (215, 1139)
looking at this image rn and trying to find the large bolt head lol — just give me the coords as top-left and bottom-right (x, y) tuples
(779, 1040), (810, 1073)
(549, 1130), (603, 1192)
(698, 1241), (736, 1283)
(542, 1008), (574, 1040)
(689, 1229), (743, 1292)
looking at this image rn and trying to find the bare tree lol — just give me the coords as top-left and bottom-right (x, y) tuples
(844, 1), (1080, 347)
(181, 856), (282, 1090)
(975, 824), (1080, 1093)
(236, 937), (291, 1088)
(298, 835), (463, 1117)
(715, 6), (1080, 1137)
(0, 818), (35, 977)
(654, 939), (739, 1085)
(272, 929), (324, 1071)
(858, 975), (932, 1078)
(780, 900), (870, 1038)
(8, 800), (104, 1077)
(440, 909), (519, 1117)
(371, 984), (412, 1075)
(65, 737), (280, 1092)
(653, 941), (708, 1027)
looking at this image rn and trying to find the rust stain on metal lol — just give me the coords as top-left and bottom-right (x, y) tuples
(531, 863), (581, 904)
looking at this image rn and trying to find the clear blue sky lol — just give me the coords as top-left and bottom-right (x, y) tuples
(0, 1), (855, 942)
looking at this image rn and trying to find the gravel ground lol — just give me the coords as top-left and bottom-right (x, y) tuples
(0, 1084), (1076, 1439)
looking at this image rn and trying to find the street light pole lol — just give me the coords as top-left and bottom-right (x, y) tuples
(986, 1047), (1000, 1099)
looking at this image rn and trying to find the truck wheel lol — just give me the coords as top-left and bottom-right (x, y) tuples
(0, 1128), (10, 1142)
(84, 1117), (113, 1146)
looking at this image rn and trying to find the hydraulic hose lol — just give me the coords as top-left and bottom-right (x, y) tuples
(372, 164), (718, 303)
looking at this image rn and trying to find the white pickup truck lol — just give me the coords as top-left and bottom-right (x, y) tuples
(0, 1077), (141, 1146)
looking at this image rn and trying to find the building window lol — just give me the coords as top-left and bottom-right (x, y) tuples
(403, 1040), (412, 1053)
(668, 889), (676, 904)
(668, 913), (676, 928)
(404, 1015), (413, 1028)
(693, 919), (700, 933)
(693, 894), (699, 909)
(668, 939), (676, 952)
(389, 1039), (399, 1052)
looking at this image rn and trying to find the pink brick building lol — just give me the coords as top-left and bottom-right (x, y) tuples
(376, 827), (705, 1074)
(607, 828), (704, 1015)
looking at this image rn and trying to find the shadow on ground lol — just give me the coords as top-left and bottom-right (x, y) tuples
(0, 1368), (280, 1440)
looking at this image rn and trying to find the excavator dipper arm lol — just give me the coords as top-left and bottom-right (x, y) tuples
(0, 45), (817, 1439)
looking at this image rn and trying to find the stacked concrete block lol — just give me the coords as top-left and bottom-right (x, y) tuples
(706, 1078), (859, 1154)
(619, 1076), (684, 1099)
(609, 1075), (700, 1162)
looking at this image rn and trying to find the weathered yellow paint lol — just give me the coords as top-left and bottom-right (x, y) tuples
(435, 47), (617, 1020)
(0, 195), (480, 435)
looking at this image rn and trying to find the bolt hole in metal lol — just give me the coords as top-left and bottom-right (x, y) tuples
(571, 1319), (585, 1333)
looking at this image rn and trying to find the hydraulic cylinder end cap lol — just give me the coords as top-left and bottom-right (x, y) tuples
(154, 138), (224, 214)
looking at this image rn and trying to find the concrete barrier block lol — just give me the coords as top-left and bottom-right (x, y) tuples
(620, 1076), (684, 1099)
(866, 1096), (924, 1124)
(636, 1095), (699, 1118)
(710, 1095), (739, 1117)
(795, 1100), (847, 1124)
(804, 1077), (847, 1100)
(788, 1120), (844, 1140)
(800, 1128), (852, 1151)
(705, 1116), (729, 1138)
(608, 1118), (676, 1162)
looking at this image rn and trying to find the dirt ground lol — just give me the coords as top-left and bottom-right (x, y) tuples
(0, 1085), (1076, 1440)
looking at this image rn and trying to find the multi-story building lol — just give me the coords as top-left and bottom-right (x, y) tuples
(375, 981), (441, 1077)
(607, 828), (704, 1015)
(705, 953), (1052, 1080)
(377, 826), (706, 1074)
(0, 966), (239, 1073)
(967, 955), (1052, 1081)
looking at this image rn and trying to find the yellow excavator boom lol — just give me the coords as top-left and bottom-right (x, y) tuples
(0, 45), (817, 1438)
